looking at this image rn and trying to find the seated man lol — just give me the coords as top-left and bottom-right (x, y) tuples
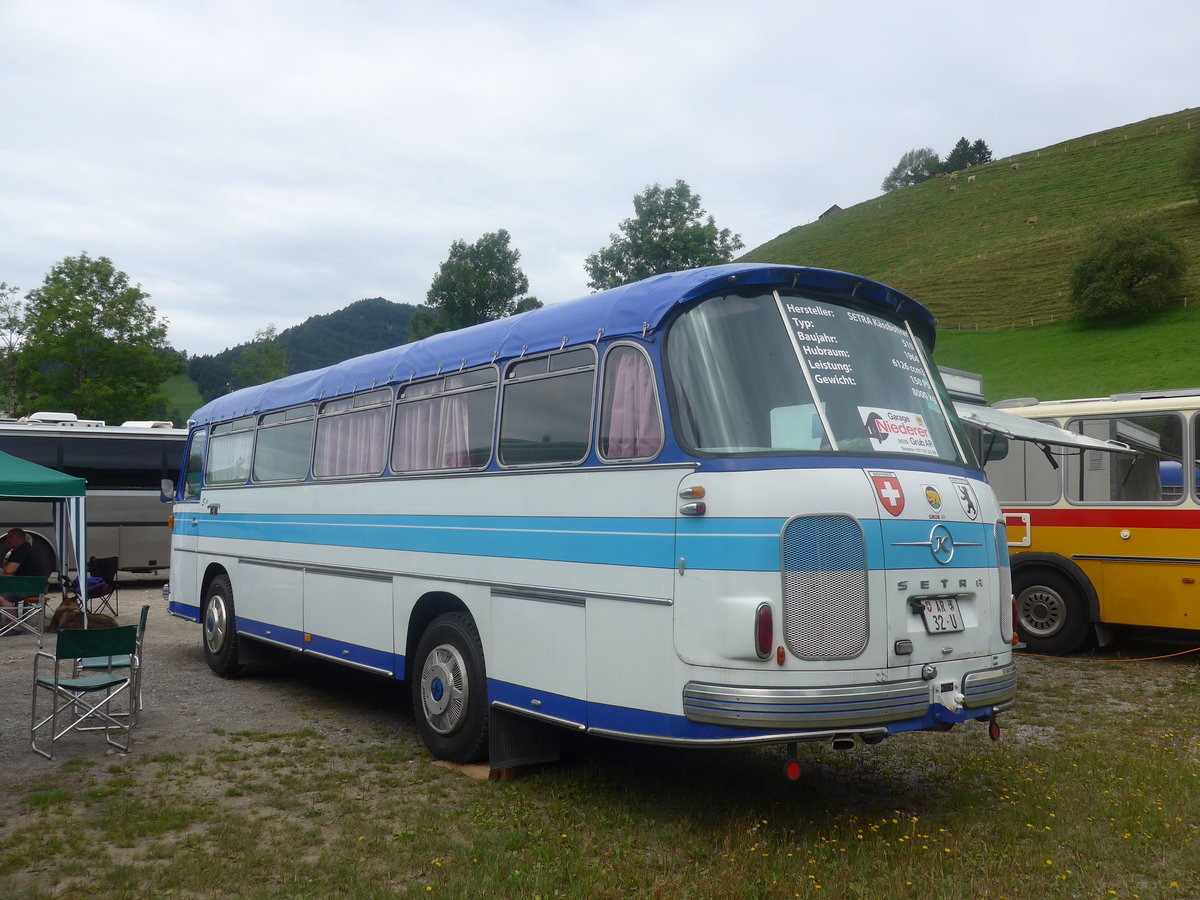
(0, 527), (50, 609)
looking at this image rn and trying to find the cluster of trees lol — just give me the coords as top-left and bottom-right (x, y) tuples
(0, 253), (180, 423)
(881, 137), (994, 192)
(408, 181), (741, 338)
(583, 180), (743, 290)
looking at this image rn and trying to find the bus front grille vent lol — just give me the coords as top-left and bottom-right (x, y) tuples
(995, 521), (1013, 641)
(781, 515), (868, 659)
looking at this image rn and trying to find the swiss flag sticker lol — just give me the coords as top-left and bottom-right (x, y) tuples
(869, 471), (905, 516)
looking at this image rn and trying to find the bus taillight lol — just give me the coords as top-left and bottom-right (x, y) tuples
(755, 603), (773, 659)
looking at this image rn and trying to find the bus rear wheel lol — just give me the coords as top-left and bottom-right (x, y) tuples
(1015, 570), (1092, 655)
(203, 573), (242, 676)
(411, 612), (489, 763)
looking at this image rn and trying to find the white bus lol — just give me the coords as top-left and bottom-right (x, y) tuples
(0, 413), (186, 574)
(165, 264), (1016, 772)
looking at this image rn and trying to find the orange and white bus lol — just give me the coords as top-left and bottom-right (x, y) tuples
(976, 388), (1197, 653)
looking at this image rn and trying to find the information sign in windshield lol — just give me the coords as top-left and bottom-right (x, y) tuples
(780, 297), (960, 461)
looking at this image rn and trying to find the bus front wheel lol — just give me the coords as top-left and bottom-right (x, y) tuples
(203, 574), (242, 676)
(1014, 570), (1092, 655)
(411, 612), (489, 763)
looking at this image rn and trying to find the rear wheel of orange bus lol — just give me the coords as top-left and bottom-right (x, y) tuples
(1014, 569), (1092, 655)
(411, 612), (489, 763)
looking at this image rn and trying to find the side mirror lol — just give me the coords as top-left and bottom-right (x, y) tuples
(160, 478), (175, 503)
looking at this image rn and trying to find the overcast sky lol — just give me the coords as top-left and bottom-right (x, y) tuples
(2, 1), (1197, 358)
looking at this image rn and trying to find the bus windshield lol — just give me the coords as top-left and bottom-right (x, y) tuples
(665, 291), (963, 462)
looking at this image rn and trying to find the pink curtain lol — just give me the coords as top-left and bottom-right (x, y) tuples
(315, 407), (389, 476)
(393, 399), (441, 471)
(442, 395), (472, 468)
(605, 349), (662, 459)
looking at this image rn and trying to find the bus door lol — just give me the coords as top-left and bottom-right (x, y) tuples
(168, 430), (207, 619)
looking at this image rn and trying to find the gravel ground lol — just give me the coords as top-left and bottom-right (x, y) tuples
(1, 582), (418, 790)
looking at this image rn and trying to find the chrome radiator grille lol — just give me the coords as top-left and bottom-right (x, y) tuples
(995, 521), (1013, 639)
(781, 515), (868, 659)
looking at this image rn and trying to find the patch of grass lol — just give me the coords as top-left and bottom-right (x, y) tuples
(1, 652), (1197, 897)
(21, 789), (70, 808)
(934, 303), (1200, 401)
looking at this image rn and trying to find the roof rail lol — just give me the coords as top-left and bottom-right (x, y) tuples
(1109, 388), (1200, 401)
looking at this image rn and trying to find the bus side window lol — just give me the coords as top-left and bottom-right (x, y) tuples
(598, 345), (662, 461)
(499, 349), (595, 466)
(1068, 414), (1182, 503)
(184, 429), (208, 500)
(1193, 415), (1200, 501)
(206, 419), (253, 486)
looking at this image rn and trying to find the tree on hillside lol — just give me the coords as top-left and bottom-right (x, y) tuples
(584, 180), (744, 290)
(969, 139), (993, 167)
(943, 137), (994, 172)
(1183, 129), (1200, 202)
(1069, 217), (1189, 318)
(410, 229), (540, 341)
(233, 325), (288, 388)
(943, 138), (973, 173)
(881, 148), (941, 192)
(18, 253), (180, 422)
(0, 282), (25, 415)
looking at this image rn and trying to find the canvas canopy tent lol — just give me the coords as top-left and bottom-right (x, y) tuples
(0, 449), (88, 608)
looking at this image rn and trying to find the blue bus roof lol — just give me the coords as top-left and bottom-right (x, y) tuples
(192, 264), (933, 427)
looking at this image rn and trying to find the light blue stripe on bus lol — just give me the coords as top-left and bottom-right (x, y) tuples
(175, 513), (994, 572)
(877, 519), (996, 569)
(183, 513), (681, 569)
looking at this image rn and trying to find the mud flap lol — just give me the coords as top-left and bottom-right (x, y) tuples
(488, 706), (562, 770)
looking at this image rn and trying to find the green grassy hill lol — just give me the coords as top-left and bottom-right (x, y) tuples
(744, 108), (1200, 332)
(934, 305), (1200, 402)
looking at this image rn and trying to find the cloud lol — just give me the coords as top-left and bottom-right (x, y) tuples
(2, 0), (1198, 356)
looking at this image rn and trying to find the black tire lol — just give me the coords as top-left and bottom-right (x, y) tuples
(1014, 569), (1092, 654)
(411, 612), (489, 763)
(203, 573), (242, 675)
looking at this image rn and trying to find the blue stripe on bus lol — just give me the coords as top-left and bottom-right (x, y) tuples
(488, 680), (589, 727)
(174, 513), (996, 572)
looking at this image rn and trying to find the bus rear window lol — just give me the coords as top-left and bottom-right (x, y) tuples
(665, 292), (963, 462)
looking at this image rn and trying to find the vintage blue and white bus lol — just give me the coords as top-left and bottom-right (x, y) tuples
(165, 264), (1016, 773)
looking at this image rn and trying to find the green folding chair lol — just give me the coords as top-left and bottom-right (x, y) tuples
(32, 624), (140, 759)
(0, 575), (50, 645)
(76, 605), (149, 722)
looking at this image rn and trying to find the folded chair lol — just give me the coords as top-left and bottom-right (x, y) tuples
(76, 605), (149, 722)
(32, 624), (140, 759)
(82, 556), (120, 617)
(0, 575), (50, 645)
